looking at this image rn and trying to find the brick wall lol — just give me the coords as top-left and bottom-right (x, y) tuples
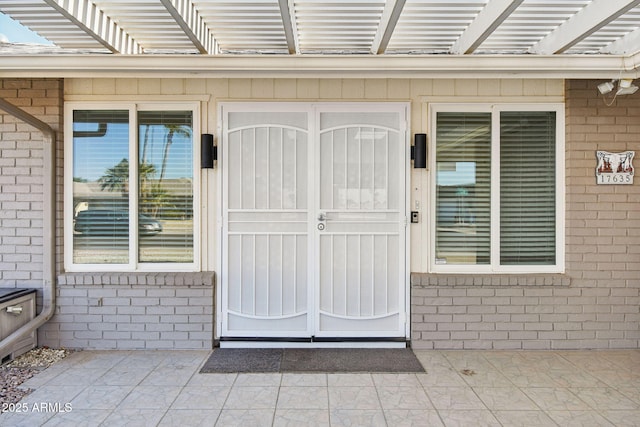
(39, 273), (215, 350)
(0, 79), (62, 287)
(411, 79), (640, 349)
(1, 78), (215, 350)
(5, 77), (637, 350)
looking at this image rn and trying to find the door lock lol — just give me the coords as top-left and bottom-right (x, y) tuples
(317, 223), (325, 231)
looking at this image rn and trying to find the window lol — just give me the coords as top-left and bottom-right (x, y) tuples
(431, 104), (564, 273)
(65, 104), (199, 271)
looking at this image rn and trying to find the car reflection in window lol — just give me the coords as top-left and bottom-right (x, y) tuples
(74, 210), (162, 236)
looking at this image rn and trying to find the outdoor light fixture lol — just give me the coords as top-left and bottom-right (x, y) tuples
(598, 79), (639, 96)
(201, 133), (217, 169)
(597, 80), (615, 95)
(412, 133), (427, 169)
(616, 79), (639, 96)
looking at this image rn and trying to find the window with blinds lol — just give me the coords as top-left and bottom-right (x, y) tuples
(72, 110), (130, 265)
(138, 111), (194, 264)
(433, 105), (562, 272)
(500, 111), (556, 265)
(68, 106), (196, 271)
(435, 112), (491, 265)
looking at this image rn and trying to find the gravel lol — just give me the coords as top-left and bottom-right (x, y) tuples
(0, 347), (72, 408)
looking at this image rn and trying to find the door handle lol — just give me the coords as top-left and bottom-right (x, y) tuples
(317, 212), (327, 221)
(7, 305), (23, 315)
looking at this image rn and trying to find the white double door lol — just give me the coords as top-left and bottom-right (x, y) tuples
(220, 103), (408, 341)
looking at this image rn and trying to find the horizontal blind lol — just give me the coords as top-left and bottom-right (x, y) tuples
(72, 110), (130, 264)
(435, 112), (491, 265)
(138, 111), (194, 263)
(500, 111), (556, 265)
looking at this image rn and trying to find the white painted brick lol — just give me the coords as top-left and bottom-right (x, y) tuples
(468, 305), (496, 314)
(539, 331), (568, 340)
(117, 323), (145, 332)
(188, 331), (212, 341)
(88, 323), (116, 331)
(421, 331), (451, 340)
(60, 323), (88, 331)
(450, 331), (479, 340)
(176, 304), (205, 314)
(509, 331), (538, 340)
(160, 331), (188, 340)
(146, 306), (175, 315)
(75, 330), (104, 339)
(497, 305), (526, 314)
(116, 306), (146, 315)
(88, 306), (117, 315)
(175, 323), (203, 332)
(479, 331), (508, 340)
(116, 341), (145, 349)
(161, 315), (188, 323)
(413, 323), (437, 331)
(496, 322), (523, 331)
(438, 306), (467, 314)
(103, 331), (131, 340)
(188, 315), (212, 323)
(132, 332), (160, 341)
(146, 323), (174, 332)
(522, 340), (551, 350)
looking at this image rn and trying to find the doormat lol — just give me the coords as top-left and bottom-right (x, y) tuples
(200, 348), (425, 373)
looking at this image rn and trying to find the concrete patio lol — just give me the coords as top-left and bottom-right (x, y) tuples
(0, 349), (638, 426)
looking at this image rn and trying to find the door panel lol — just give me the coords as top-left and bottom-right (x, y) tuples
(221, 104), (407, 340)
(316, 111), (404, 337)
(223, 110), (310, 336)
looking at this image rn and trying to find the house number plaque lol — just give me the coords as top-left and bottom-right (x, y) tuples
(596, 151), (634, 185)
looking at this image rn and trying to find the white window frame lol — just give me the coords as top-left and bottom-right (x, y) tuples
(429, 103), (565, 274)
(64, 102), (201, 272)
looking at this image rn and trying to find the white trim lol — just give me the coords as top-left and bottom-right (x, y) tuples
(220, 341), (406, 349)
(2, 54), (639, 79)
(64, 101), (201, 273)
(428, 102), (565, 274)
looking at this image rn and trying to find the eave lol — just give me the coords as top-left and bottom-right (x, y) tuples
(1, 53), (639, 79)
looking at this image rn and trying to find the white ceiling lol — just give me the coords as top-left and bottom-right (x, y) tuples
(1, 0), (639, 77)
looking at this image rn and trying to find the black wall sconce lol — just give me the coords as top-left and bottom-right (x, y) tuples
(412, 133), (427, 169)
(201, 133), (217, 169)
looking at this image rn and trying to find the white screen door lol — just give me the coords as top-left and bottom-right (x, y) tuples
(220, 103), (407, 341)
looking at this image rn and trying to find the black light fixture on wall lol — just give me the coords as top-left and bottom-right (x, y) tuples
(412, 133), (427, 168)
(201, 133), (217, 169)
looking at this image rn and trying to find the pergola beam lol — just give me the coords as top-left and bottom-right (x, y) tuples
(159, 0), (216, 54)
(529, 0), (640, 54)
(42, 0), (141, 54)
(601, 27), (640, 54)
(450, 0), (524, 55)
(278, 0), (298, 54)
(371, 0), (406, 54)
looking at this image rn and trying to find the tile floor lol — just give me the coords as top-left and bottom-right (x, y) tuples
(0, 349), (638, 426)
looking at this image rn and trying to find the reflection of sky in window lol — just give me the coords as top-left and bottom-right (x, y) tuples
(73, 122), (192, 182)
(437, 162), (476, 186)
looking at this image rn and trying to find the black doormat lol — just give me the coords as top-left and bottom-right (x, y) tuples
(200, 348), (425, 373)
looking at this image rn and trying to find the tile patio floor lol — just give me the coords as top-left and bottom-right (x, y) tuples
(0, 349), (638, 426)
